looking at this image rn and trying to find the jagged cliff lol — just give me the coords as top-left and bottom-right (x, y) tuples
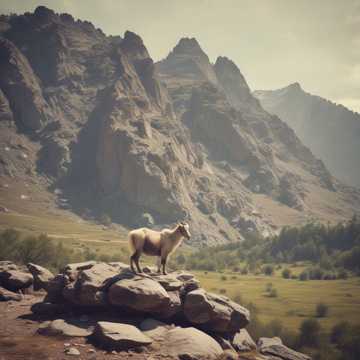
(254, 83), (360, 188)
(0, 7), (359, 245)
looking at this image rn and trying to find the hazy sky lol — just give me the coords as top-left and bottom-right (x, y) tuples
(1, 0), (360, 113)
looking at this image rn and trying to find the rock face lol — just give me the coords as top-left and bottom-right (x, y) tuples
(0, 7), (358, 244)
(254, 83), (360, 188)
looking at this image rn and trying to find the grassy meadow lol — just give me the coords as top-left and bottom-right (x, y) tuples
(195, 269), (360, 334)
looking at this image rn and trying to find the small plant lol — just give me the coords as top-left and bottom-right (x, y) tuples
(221, 275), (228, 281)
(316, 302), (329, 317)
(265, 282), (273, 292)
(269, 288), (278, 298)
(282, 268), (291, 279)
(241, 267), (249, 275)
(299, 271), (308, 281)
(219, 288), (227, 294)
(262, 264), (274, 276)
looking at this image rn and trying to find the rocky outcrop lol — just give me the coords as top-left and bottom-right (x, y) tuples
(0, 286), (22, 301)
(0, 268), (33, 292)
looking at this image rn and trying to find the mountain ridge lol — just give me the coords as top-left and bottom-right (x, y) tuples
(0, 6), (359, 246)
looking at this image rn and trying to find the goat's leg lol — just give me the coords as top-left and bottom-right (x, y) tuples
(161, 256), (168, 275)
(156, 257), (161, 273)
(133, 251), (143, 273)
(130, 253), (137, 273)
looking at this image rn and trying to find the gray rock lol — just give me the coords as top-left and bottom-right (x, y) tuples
(38, 319), (92, 337)
(0, 286), (21, 301)
(139, 318), (169, 340)
(64, 347), (80, 356)
(0, 269), (33, 292)
(0, 261), (18, 271)
(62, 263), (119, 306)
(27, 263), (54, 291)
(92, 321), (152, 350)
(184, 288), (250, 332)
(61, 261), (97, 280)
(108, 276), (170, 313)
(258, 337), (311, 360)
(231, 328), (256, 351)
(161, 327), (223, 360)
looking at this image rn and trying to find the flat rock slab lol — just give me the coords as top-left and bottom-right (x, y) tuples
(232, 328), (256, 351)
(258, 337), (311, 360)
(162, 327), (223, 360)
(93, 321), (152, 350)
(38, 319), (92, 337)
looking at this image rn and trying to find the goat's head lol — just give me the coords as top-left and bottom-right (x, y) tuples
(177, 221), (191, 240)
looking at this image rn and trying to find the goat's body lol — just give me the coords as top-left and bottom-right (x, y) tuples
(128, 224), (189, 274)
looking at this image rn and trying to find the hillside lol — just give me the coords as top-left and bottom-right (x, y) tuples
(254, 83), (360, 188)
(0, 7), (359, 246)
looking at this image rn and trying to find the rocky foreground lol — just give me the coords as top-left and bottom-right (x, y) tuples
(0, 260), (311, 360)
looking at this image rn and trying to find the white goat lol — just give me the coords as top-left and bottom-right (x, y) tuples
(128, 222), (191, 275)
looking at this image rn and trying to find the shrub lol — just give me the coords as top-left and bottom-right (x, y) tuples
(263, 264), (274, 276)
(99, 213), (112, 226)
(265, 282), (273, 292)
(316, 302), (329, 318)
(331, 321), (351, 345)
(299, 318), (322, 347)
(299, 271), (308, 281)
(219, 288), (227, 294)
(269, 288), (278, 298)
(241, 267), (249, 275)
(282, 268), (291, 279)
(338, 269), (349, 279)
(221, 275), (228, 281)
(308, 266), (324, 280)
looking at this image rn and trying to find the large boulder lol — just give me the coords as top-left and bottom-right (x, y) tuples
(108, 276), (170, 313)
(61, 261), (97, 281)
(0, 269), (33, 292)
(258, 337), (311, 360)
(27, 263), (54, 291)
(38, 319), (92, 337)
(45, 274), (70, 303)
(184, 288), (250, 332)
(62, 263), (123, 306)
(161, 327), (223, 360)
(92, 322), (152, 350)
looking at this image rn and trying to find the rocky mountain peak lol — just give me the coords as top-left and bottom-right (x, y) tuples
(156, 37), (218, 85)
(172, 37), (206, 56)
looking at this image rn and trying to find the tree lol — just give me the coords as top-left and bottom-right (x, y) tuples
(282, 268), (291, 279)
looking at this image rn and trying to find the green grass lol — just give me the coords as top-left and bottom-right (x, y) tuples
(195, 270), (360, 333)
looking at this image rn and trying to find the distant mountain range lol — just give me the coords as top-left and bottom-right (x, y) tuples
(0, 6), (359, 245)
(254, 84), (360, 188)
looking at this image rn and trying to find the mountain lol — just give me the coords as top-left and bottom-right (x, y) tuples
(254, 84), (360, 188)
(0, 7), (359, 246)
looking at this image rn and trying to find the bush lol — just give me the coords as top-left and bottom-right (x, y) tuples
(219, 288), (227, 294)
(99, 213), (112, 226)
(299, 318), (322, 347)
(265, 282), (273, 292)
(299, 271), (308, 281)
(308, 266), (324, 280)
(221, 275), (228, 281)
(263, 264), (274, 276)
(282, 268), (291, 279)
(338, 269), (349, 279)
(316, 302), (329, 317)
(269, 288), (278, 298)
